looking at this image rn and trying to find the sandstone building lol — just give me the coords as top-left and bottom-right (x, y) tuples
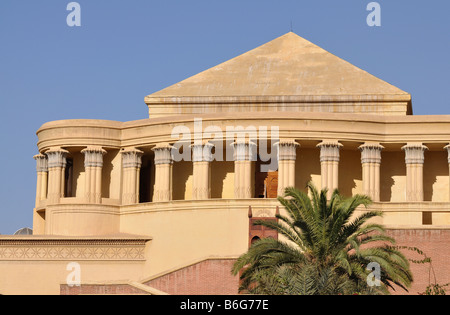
(0, 32), (449, 295)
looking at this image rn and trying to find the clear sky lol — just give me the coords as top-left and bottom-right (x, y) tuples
(0, 0), (449, 234)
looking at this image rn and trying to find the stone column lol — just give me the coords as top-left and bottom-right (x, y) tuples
(34, 153), (48, 207)
(46, 147), (69, 204)
(191, 141), (214, 200)
(121, 148), (143, 205)
(402, 143), (428, 201)
(232, 140), (256, 199)
(81, 146), (107, 204)
(359, 143), (384, 201)
(317, 140), (343, 198)
(445, 144), (450, 201)
(276, 139), (300, 196)
(152, 143), (175, 202)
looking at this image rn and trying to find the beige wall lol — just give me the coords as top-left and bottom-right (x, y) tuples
(0, 260), (144, 295)
(120, 200), (256, 277)
(72, 151), (85, 198)
(103, 149), (121, 200)
(423, 151), (448, 202)
(380, 151), (406, 202)
(295, 147), (321, 193)
(173, 161), (193, 200)
(211, 160), (235, 199)
(339, 149), (363, 197)
(46, 204), (120, 236)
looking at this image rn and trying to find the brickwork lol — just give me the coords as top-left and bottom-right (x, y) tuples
(60, 284), (149, 295)
(145, 259), (239, 295)
(386, 229), (450, 295)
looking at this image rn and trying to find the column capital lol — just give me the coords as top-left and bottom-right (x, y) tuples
(33, 154), (48, 172)
(317, 140), (343, 162)
(231, 140), (257, 161)
(81, 146), (107, 168)
(190, 141), (214, 162)
(46, 147), (69, 168)
(152, 143), (175, 165)
(359, 142), (384, 164)
(444, 144), (450, 163)
(275, 139), (300, 161)
(402, 143), (428, 164)
(121, 148), (144, 168)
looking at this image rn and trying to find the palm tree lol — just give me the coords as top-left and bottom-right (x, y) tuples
(232, 183), (413, 295)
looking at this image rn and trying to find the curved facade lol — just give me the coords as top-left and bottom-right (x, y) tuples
(1, 32), (449, 295)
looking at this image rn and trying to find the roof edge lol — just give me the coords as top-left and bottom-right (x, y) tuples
(145, 94), (411, 105)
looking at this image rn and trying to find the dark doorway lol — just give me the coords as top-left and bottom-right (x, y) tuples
(254, 155), (278, 198)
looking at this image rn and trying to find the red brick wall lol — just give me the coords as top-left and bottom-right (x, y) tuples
(386, 229), (450, 295)
(145, 259), (239, 295)
(60, 284), (149, 295)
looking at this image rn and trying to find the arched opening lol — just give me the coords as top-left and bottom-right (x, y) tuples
(250, 236), (260, 245)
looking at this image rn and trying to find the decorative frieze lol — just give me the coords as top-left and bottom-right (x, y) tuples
(0, 238), (148, 261)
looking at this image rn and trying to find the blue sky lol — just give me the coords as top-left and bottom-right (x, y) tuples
(0, 0), (449, 234)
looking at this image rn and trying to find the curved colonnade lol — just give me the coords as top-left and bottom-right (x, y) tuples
(33, 112), (450, 236)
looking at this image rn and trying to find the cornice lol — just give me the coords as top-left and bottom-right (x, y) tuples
(36, 112), (450, 153)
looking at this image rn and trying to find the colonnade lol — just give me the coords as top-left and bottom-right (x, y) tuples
(34, 140), (450, 207)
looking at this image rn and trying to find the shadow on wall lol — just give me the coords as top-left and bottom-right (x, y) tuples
(338, 150), (361, 198)
(211, 160), (234, 199)
(295, 148), (321, 194)
(173, 161), (193, 201)
(102, 150), (119, 199)
(380, 151), (406, 202)
(423, 151), (448, 202)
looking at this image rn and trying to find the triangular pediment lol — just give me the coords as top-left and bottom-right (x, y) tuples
(145, 32), (411, 117)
